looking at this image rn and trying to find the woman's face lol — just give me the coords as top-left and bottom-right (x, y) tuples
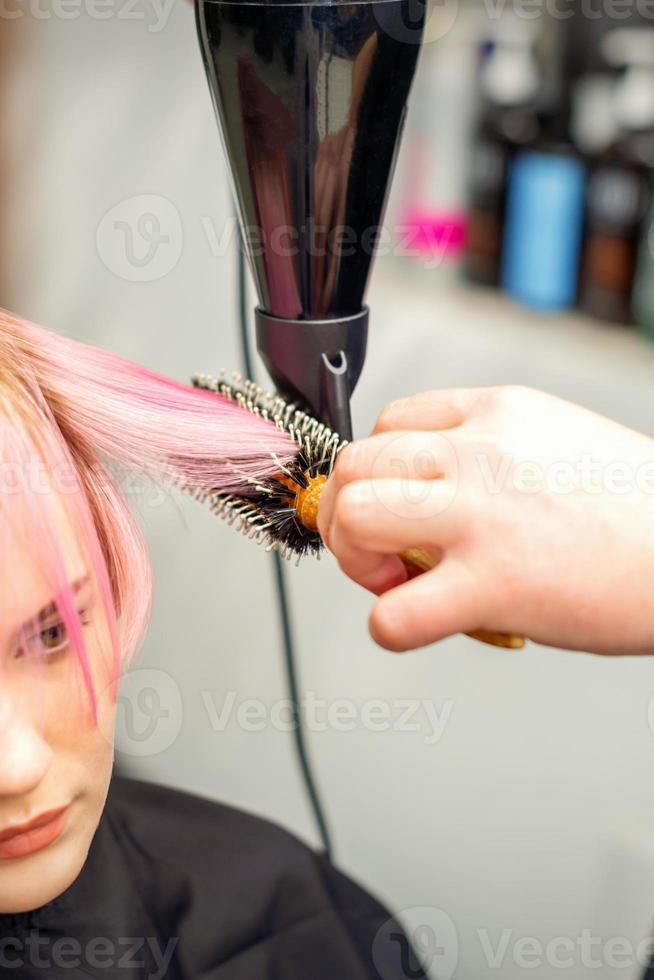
(0, 494), (117, 914)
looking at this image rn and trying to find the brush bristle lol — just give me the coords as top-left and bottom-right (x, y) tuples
(189, 372), (347, 561)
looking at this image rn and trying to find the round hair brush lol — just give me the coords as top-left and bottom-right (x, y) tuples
(189, 371), (526, 651)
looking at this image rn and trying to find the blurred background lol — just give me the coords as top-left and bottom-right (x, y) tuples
(5, 1), (654, 977)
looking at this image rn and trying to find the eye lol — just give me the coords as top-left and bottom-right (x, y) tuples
(40, 620), (69, 652)
(16, 608), (92, 663)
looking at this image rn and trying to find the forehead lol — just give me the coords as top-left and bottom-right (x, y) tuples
(0, 484), (88, 630)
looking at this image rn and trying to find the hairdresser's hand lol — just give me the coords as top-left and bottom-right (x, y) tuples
(317, 386), (654, 655)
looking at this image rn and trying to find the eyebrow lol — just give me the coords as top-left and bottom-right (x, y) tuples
(20, 574), (92, 633)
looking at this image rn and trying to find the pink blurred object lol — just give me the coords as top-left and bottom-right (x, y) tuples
(398, 208), (468, 260)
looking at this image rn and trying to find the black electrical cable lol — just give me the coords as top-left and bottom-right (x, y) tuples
(235, 233), (333, 860)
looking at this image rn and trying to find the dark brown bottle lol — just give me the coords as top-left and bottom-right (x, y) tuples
(578, 147), (651, 324)
(577, 32), (654, 324)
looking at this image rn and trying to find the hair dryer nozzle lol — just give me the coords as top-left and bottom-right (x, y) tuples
(255, 307), (368, 440)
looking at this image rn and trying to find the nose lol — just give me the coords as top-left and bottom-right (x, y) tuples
(0, 695), (52, 798)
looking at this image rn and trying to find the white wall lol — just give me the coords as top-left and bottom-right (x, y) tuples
(6, 6), (654, 980)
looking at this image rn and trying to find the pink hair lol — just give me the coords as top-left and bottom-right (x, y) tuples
(0, 309), (297, 720)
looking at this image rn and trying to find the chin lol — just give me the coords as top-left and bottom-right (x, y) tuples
(0, 804), (96, 915)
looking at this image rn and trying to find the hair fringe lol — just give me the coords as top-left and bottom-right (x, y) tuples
(0, 308), (297, 712)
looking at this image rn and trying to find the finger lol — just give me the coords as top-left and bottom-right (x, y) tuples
(318, 431), (458, 545)
(331, 544), (408, 595)
(326, 479), (461, 557)
(373, 387), (492, 434)
(369, 557), (486, 652)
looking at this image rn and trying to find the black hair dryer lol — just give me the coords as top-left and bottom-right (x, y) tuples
(196, 0), (425, 438)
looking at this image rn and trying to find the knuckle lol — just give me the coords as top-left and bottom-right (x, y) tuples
(495, 384), (530, 410)
(335, 553), (371, 588)
(335, 482), (369, 538)
(375, 401), (401, 432)
(467, 426), (504, 460)
(335, 554), (356, 581)
(333, 442), (361, 484)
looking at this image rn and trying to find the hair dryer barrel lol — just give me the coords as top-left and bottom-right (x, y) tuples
(196, 0), (425, 434)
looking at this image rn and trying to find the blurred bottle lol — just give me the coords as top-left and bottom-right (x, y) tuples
(499, 11), (589, 313)
(610, 32), (654, 336)
(634, 196), (654, 338)
(466, 8), (572, 291)
(578, 31), (654, 325)
(501, 145), (586, 311)
(464, 14), (542, 287)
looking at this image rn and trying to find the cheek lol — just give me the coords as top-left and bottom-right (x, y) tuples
(50, 681), (116, 845)
(39, 620), (118, 771)
(41, 672), (116, 785)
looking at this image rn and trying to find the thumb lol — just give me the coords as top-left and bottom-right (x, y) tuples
(369, 557), (489, 652)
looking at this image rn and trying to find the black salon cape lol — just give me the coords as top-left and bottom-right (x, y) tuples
(0, 776), (426, 980)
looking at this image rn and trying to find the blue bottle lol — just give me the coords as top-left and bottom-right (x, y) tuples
(501, 148), (587, 311)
